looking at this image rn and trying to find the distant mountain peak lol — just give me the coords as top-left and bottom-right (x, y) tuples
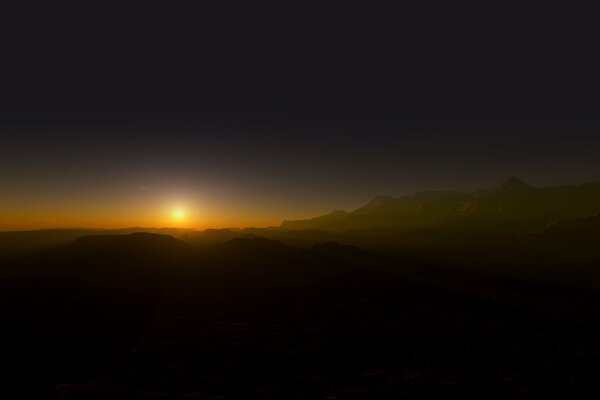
(277, 178), (600, 231)
(328, 209), (349, 216)
(365, 194), (396, 207)
(497, 177), (533, 192)
(280, 209), (349, 230)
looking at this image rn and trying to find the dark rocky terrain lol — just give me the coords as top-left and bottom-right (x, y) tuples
(1, 233), (599, 398)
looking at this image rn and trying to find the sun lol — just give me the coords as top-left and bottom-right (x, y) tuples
(172, 208), (186, 221)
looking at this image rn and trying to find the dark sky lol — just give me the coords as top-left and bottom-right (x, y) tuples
(1, 4), (599, 229)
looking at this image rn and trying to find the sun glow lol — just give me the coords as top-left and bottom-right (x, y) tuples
(172, 208), (186, 221)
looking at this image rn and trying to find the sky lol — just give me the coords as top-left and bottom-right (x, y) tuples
(2, 113), (600, 230)
(1, 5), (598, 230)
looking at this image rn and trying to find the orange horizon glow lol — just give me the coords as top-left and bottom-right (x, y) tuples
(0, 196), (288, 231)
(0, 216), (285, 232)
(0, 206), (315, 232)
(0, 192), (344, 232)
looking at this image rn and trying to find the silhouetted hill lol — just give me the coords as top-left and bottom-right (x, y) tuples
(216, 237), (296, 257)
(280, 178), (600, 231)
(183, 237), (395, 292)
(0, 228), (99, 257)
(494, 176), (534, 193)
(534, 213), (600, 236)
(70, 232), (189, 255)
(281, 209), (349, 230)
(48, 233), (193, 296)
(1, 233), (194, 397)
(0, 228), (197, 258)
(353, 191), (465, 215)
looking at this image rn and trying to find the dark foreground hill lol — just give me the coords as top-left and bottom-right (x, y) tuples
(0, 228), (195, 257)
(1, 233), (600, 398)
(1, 233), (194, 397)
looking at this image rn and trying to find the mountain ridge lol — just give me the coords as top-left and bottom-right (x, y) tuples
(280, 178), (600, 231)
